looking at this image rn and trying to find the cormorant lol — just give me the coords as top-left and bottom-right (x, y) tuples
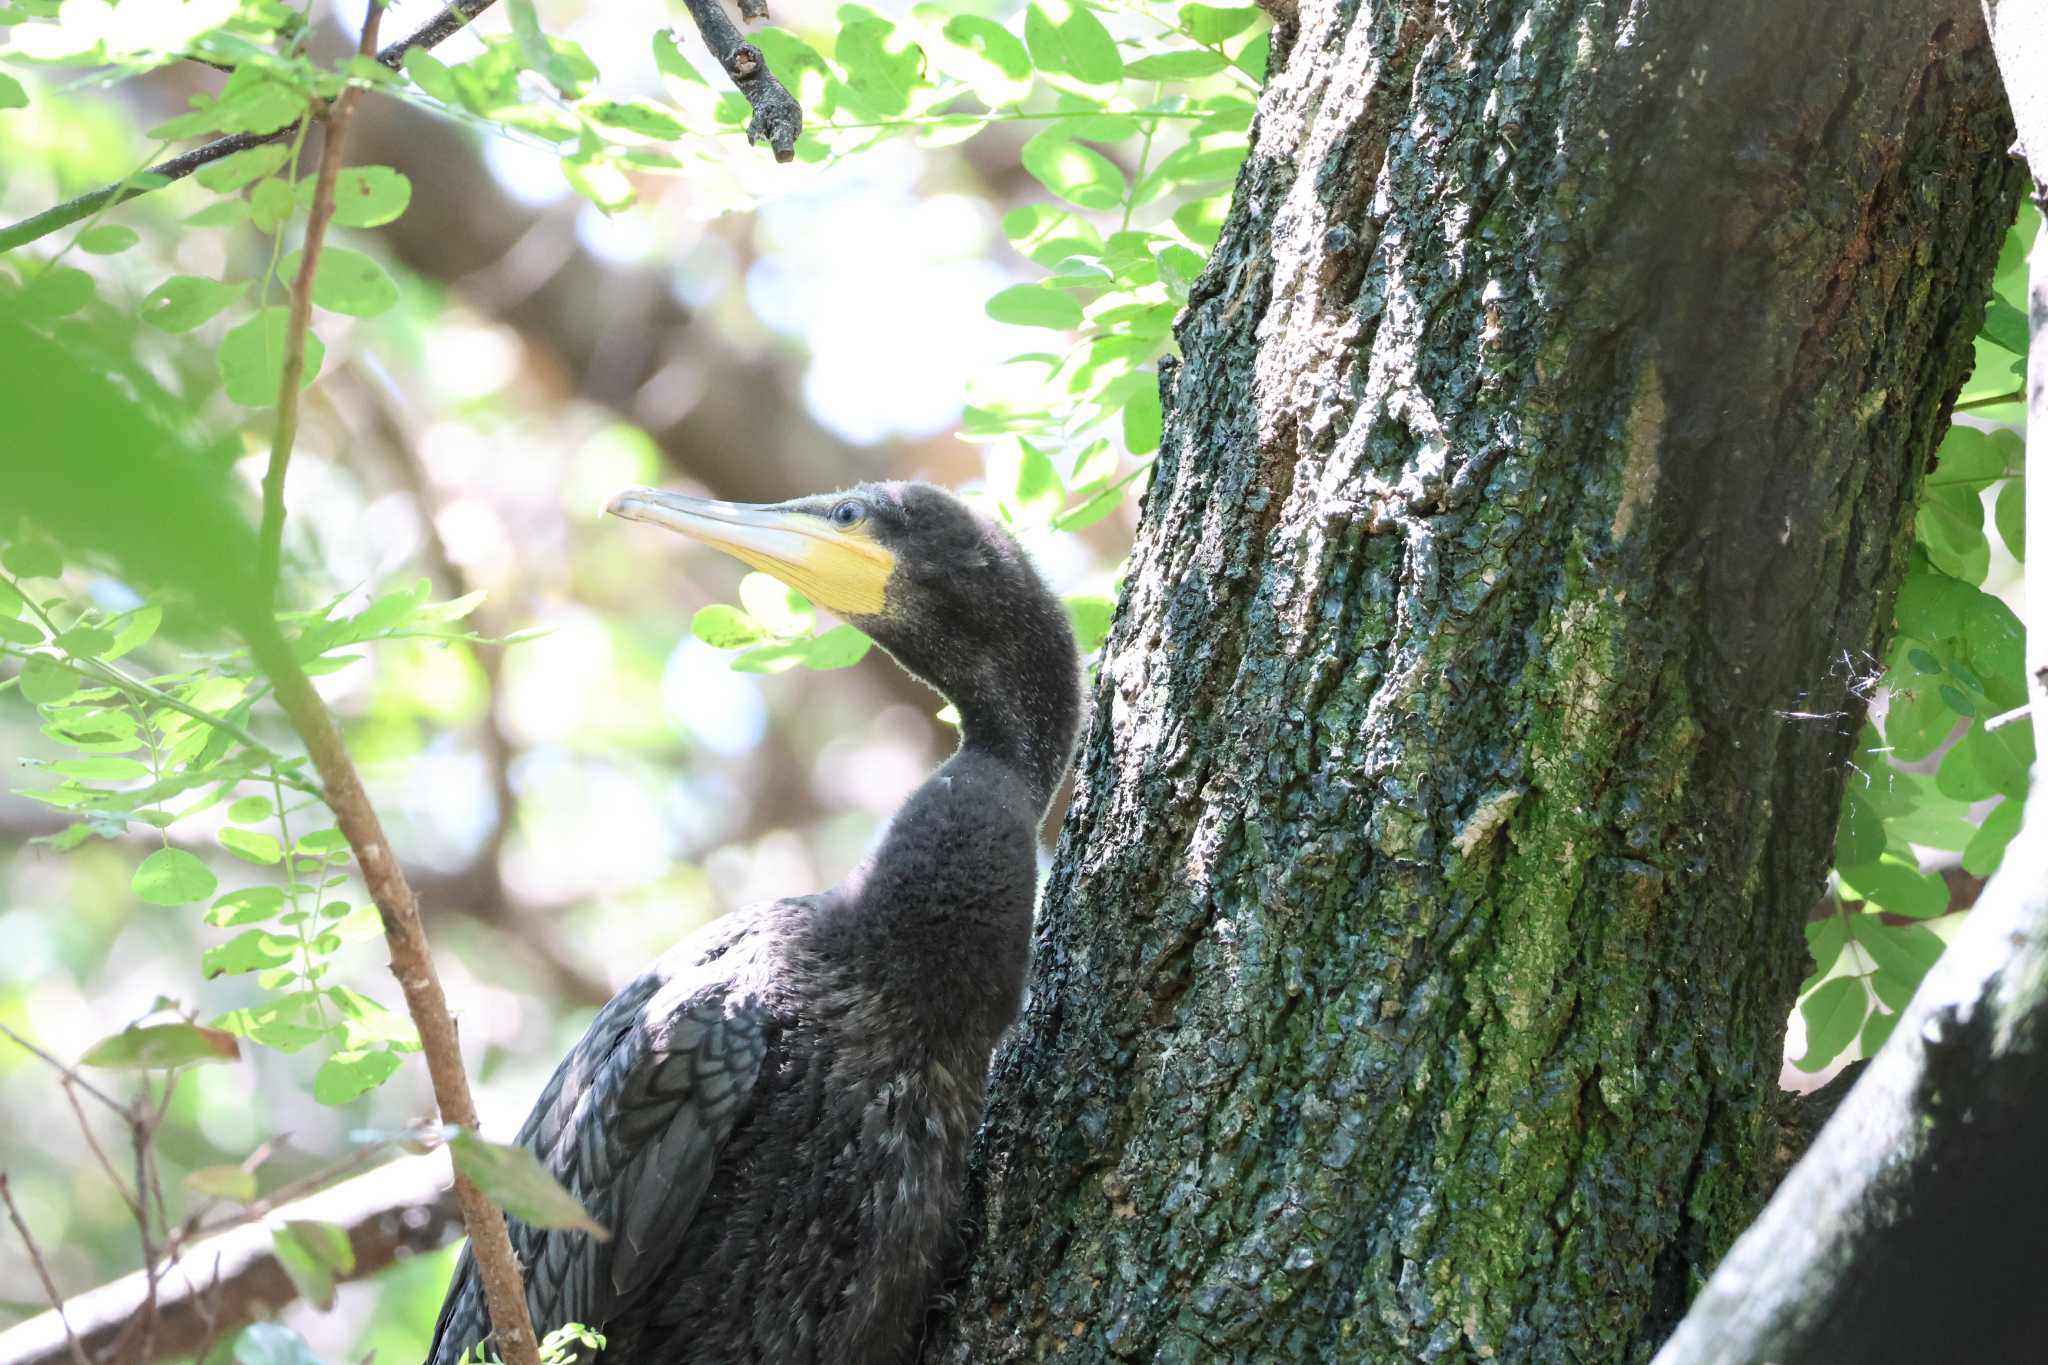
(427, 482), (1081, 1364)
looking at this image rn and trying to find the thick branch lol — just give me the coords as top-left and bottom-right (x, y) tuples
(0, 1157), (461, 1365)
(0, 0), (499, 256)
(673, 1), (801, 161)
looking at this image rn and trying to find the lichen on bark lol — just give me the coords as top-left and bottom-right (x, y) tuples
(925, 1), (2022, 1361)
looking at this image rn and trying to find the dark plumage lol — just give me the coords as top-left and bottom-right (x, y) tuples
(428, 482), (1080, 1364)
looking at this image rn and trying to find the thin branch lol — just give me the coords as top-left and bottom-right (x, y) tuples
(673, 0), (802, 161)
(0, 1174), (92, 1365)
(0, 0), (501, 256)
(258, 4), (386, 594)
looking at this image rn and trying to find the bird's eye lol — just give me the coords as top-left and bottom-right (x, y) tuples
(829, 499), (866, 529)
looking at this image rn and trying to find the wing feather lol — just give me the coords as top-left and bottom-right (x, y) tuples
(425, 905), (786, 1362)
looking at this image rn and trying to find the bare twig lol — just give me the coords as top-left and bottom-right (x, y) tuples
(258, 3), (387, 594)
(673, 0), (802, 161)
(0, 1174), (91, 1365)
(0, 0), (501, 256)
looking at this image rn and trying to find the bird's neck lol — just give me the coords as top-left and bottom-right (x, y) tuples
(943, 635), (1080, 816)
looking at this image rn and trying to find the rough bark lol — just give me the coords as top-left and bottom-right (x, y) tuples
(928, 1), (2020, 1361)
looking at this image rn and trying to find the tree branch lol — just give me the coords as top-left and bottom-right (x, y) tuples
(0, 1157), (461, 1365)
(257, 4), (385, 595)
(0, 0), (500, 256)
(673, 0), (801, 161)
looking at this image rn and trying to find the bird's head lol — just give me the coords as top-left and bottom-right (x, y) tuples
(607, 480), (1080, 787)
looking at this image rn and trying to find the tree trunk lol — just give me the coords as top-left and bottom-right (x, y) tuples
(927, 1), (2020, 1361)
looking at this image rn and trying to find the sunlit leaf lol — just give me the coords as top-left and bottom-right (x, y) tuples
(134, 847), (218, 905)
(987, 284), (1083, 329)
(449, 1130), (610, 1239)
(81, 1021), (240, 1069)
(219, 308), (325, 407)
(186, 1164), (259, 1202)
(313, 1047), (402, 1104)
(1794, 976), (1865, 1072)
(1024, 0), (1122, 87)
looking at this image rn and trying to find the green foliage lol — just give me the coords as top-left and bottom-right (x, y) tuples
(449, 1128), (611, 1240)
(1796, 200), (2036, 1073)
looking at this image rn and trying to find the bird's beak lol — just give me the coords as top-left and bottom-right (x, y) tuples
(605, 487), (894, 617)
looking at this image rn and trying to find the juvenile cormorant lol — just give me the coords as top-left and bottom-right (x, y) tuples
(427, 481), (1081, 1363)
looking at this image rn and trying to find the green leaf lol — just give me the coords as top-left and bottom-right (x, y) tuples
(313, 1048), (402, 1104)
(987, 284), (1084, 329)
(141, 276), (244, 333)
(1802, 917), (1848, 991)
(1980, 298), (2029, 356)
(1916, 482), (1988, 584)
(193, 143), (290, 193)
(1994, 476), (2024, 562)
(653, 28), (705, 83)
(795, 624), (872, 670)
(203, 929), (297, 978)
(1123, 381), (1164, 454)
(562, 152), (635, 214)
(1126, 50), (1229, 79)
(228, 795), (275, 823)
(317, 165), (412, 227)
(52, 624), (111, 655)
(76, 223), (139, 255)
(234, 1324), (324, 1365)
(329, 986), (420, 1051)
(1181, 3), (1260, 43)
(449, 1130), (611, 1239)
(219, 308), (325, 407)
(105, 605), (161, 659)
(837, 10), (925, 116)
(1966, 719), (2032, 799)
(1858, 1006), (1897, 1055)
(19, 654), (77, 705)
(271, 1219), (355, 1310)
(185, 1165), (259, 1202)
(134, 847), (218, 906)
(1022, 127), (1127, 209)
(990, 440), (1064, 524)
(0, 617), (40, 645)
(208, 886), (286, 927)
(3, 542), (62, 578)
(404, 46), (460, 105)
(212, 994), (328, 1052)
(584, 98), (687, 142)
(54, 756), (149, 780)
(1794, 976), (1866, 1072)
(1025, 0), (1123, 87)
(276, 247), (398, 319)
(692, 604), (769, 649)
(0, 72), (27, 109)
(17, 265), (96, 320)
(1172, 194), (1230, 247)
(1838, 857), (1948, 919)
(219, 827), (284, 865)
(81, 1022), (240, 1069)
(1962, 795), (2022, 877)
(1065, 594), (1114, 653)
(738, 574), (816, 638)
(1847, 915), (1946, 983)
(926, 12), (1032, 107)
